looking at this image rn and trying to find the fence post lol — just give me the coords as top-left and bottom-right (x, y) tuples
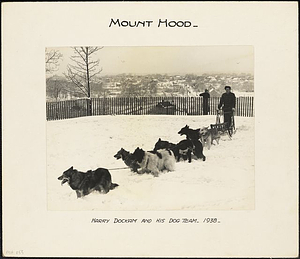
(86, 98), (92, 116)
(251, 96), (254, 117)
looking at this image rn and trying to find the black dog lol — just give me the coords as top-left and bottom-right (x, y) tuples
(190, 139), (206, 161)
(114, 148), (140, 172)
(153, 138), (194, 163)
(173, 139), (194, 163)
(178, 125), (201, 140)
(153, 138), (176, 151)
(58, 166), (118, 198)
(178, 125), (206, 161)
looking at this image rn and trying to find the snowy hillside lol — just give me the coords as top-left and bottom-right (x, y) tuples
(47, 115), (254, 211)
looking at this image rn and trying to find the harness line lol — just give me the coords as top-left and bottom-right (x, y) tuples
(108, 167), (129, 171)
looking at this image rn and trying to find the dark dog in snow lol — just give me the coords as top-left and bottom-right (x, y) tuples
(154, 138), (195, 163)
(190, 139), (206, 161)
(178, 125), (201, 140)
(178, 125), (206, 161)
(153, 138), (176, 151)
(114, 148), (140, 172)
(58, 166), (118, 198)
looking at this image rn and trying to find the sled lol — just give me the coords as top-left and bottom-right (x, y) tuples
(212, 109), (236, 137)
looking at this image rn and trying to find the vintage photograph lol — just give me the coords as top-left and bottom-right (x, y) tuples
(3, 2), (298, 258)
(46, 46), (255, 210)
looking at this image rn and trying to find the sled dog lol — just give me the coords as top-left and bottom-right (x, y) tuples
(58, 166), (118, 198)
(132, 147), (175, 177)
(177, 126), (206, 161)
(178, 125), (201, 140)
(190, 139), (206, 161)
(153, 138), (176, 151)
(153, 138), (193, 162)
(114, 148), (140, 172)
(199, 126), (220, 150)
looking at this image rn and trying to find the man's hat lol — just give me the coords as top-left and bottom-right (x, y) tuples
(224, 86), (231, 90)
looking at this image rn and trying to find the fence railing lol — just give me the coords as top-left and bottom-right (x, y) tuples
(46, 96), (254, 121)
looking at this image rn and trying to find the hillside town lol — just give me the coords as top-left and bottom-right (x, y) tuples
(46, 73), (254, 102)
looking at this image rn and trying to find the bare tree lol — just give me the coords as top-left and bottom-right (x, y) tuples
(64, 47), (103, 115)
(45, 49), (63, 74)
(64, 47), (103, 98)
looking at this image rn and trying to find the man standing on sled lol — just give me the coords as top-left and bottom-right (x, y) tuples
(218, 86), (236, 128)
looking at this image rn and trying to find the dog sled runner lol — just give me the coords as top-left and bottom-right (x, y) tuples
(211, 109), (236, 137)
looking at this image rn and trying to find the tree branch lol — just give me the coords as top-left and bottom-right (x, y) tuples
(64, 68), (88, 97)
(73, 47), (87, 62)
(64, 46), (103, 98)
(45, 49), (63, 74)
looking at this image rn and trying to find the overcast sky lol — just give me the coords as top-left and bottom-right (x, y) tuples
(48, 46), (254, 76)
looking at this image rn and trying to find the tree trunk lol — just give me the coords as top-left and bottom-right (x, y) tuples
(86, 98), (92, 117)
(86, 47), (92, 116)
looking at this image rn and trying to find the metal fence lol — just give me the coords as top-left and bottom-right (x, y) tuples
(46, 96), (254, 121)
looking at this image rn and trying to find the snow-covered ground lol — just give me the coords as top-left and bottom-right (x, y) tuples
(47, 115), (254, 211)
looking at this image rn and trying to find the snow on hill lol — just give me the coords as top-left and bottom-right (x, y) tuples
(47, 115), (254, 211)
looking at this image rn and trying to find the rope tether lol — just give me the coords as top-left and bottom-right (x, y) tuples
(108, 167), (129, 171)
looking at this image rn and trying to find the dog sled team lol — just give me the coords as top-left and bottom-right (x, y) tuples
(58, 123), (230, 198)
(58, 86), (236, 198)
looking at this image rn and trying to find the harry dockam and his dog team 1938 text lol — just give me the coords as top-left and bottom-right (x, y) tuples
(58, 86), (236, 198)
